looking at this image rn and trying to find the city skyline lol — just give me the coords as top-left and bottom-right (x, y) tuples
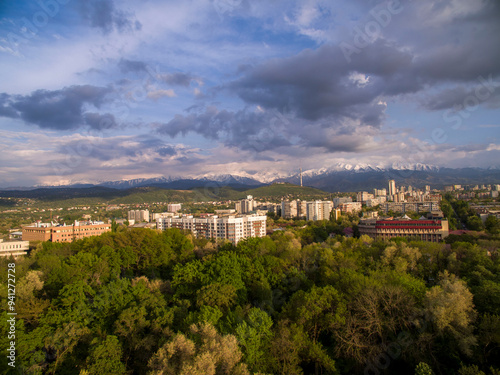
(1, 0), (499, 188)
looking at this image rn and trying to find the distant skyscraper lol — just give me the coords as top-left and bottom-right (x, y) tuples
(388, 180), (396, 197)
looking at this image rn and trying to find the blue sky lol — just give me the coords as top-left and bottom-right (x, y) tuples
(0, 0), (499, 187)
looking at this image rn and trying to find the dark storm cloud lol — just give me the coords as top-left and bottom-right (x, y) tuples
(156, 106), (292, 152)
(228, 1), (500, 125)
(229, 41), (413, 123)
(118, 59), (148, 74)
(0, 93), (18, 118)
(0, 85), (116, 130)
(157, 146), (177, 157)
(57, 136), (181, 162)
(78, 0), (142, 34)
(84, 113), (118, 129)
(421, 83), (500, 112)
(158, 73), (196, 87)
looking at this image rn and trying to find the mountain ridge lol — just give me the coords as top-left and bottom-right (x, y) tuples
(1, 165), (499, 192)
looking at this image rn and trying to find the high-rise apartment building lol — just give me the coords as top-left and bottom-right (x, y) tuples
(128, 210), (150, 222)
(306, 201), (333, 221)
(157, 214), (267, 244)
(333, 197), (352, 207)
(356, 191), (374, 203)
(388, 180), (396, 197)
(235, 195), (255, 214)
(281, 200), (297, 219)
(338, 202), (362, 214)
(373, 188), (387, 197)
(280, 200), (307, 219)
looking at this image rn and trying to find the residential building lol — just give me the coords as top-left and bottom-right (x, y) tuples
(235, 195), (255, 214)
(366, 196), (386, 207)
(338, 202), (362, 214)
(306, 201), (333, 221)
(281, 200), (307, 219)
(151, 212), (175, 221)
(281, 200), (297, 219)
(21, 222), (52, 242)
(128, 209), (150, 223)
(156, 214), (267, 244)
(333, 197), (352, 207)
(22, 221), (111, 243)
(384, 202), (440, 213)
(359, 217), (449, 242)
(373, 188), (387, 197)
(0, 239), (29, 258)
(167, 203), (182, 213)
(215, 209), (236, 215)
(388, 180), (396, 197)
(356, 191), (374, 203)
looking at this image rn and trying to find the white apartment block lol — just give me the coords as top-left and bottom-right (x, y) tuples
(128, 210), (150, 222)
(373, 188), (387, 197)
(280, 200), (307, 219)
(235, 196), (255, 214)
(0, 239), (29, 257)
(167, 203), (182, 213)
(356, 191), (374, 202)
(156, 214), (267, 244)
(388, 180), (396, 197)
(306, 201), (333, 221)
(151, 212), (175, 221)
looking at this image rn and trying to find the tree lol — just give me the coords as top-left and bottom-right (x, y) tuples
(86, 335), (126, 375)
(425, 271), (477, 356)
(335, 284), (416, 368)
(148, 323), (249, 375)
(235, 308), (273, 372)
(282, 285), (346, 343)
(415, 362), (434, 375)
(485, 215), (500, 234)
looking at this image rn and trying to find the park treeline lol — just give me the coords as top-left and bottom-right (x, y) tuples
(1, 224), (499, 375)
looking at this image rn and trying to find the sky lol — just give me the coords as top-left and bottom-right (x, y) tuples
(0, 0), (499, 187)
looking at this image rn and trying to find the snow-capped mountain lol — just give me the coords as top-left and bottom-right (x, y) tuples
(1, 164), (498, 192)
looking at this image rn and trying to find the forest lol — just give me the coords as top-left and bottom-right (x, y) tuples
(1, 223), (499, 375)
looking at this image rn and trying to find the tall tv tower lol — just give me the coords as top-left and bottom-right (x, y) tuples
(300, 167), (303, 187)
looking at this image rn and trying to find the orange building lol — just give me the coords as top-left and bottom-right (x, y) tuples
(22, 221), (111, 243)
(21, 225), (52, 242)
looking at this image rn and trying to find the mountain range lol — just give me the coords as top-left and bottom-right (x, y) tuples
(2, 164), (500, 193)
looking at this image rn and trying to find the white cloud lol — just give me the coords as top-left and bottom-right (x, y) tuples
(147, 89), (176, 100)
